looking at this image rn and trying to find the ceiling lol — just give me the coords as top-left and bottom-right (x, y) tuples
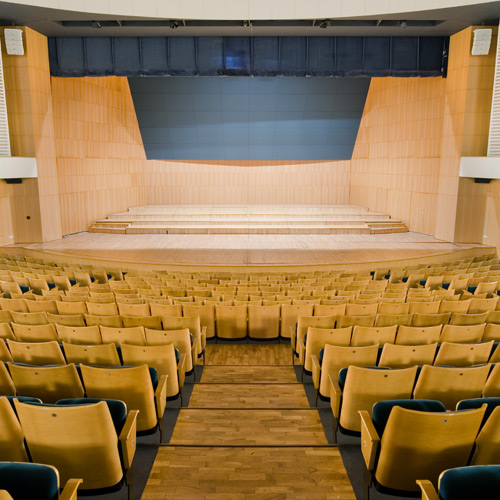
(0, 1), (498, 37)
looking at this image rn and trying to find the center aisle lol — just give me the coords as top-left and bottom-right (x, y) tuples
(142, 344), (356, 499)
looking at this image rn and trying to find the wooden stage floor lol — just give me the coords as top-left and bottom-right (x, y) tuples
(18, 231), (491, 270)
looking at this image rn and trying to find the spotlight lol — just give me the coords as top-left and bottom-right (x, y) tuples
(319, 20), (329, 29)
(242, 20), (252, 27)
(400, 20), (407, 28)
(170, 20), (179, 29)
(91, 21), (102, 29)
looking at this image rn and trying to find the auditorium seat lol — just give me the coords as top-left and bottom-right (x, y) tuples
(350, 325), (397, 347)
(7, 340), (65, 365)
(55, 325), (102, 345)
(395, 325), (442, 345)
(46, 313), (85, 327)
(439, 323), (486, 343)
(374, 313), (413, 327)
(63, 342), (121, 366)
(11, 323), (57, 343)
(145, 327), (194, 374)
(14, 399), (137, 498)
(302, 326), (352, 372)
(433, 341), (494, 367)
(378, 342), (437, 368)
(360, 401), (485, 498)
(99, 326), (146, 346)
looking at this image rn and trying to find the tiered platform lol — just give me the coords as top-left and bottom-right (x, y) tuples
(89, 204), (408, 235)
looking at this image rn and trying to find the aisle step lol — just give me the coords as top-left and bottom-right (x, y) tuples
(188, 383), (309, 409)
(201, 365), (297, 384)
(205, 344), (293, 366)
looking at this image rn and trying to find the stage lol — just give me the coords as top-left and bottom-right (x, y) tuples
(11, 231), (493, 272)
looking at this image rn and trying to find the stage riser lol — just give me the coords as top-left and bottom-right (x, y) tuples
(89, 205), (409, 235)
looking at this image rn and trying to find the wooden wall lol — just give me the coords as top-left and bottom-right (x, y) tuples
(144, 160), (350, 205)
(52, 77), (147, 235)
(350, 26), (498, 245)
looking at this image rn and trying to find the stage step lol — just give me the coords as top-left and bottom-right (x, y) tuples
(89, 205), (409, 235)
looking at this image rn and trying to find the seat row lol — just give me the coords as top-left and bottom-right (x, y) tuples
(312, 343), (500, 401)
(0, 361), (167, 438)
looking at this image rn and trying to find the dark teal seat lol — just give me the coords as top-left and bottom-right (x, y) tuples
(0, 462), (59, 500)
(457, 397), (500, 426)
(439, 465), (500, 500)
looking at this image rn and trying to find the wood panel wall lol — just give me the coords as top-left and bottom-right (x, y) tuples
(350, 26), (497, 244)
(52, 77), (147, 235)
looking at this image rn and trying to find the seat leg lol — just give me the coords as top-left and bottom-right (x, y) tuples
(300, 365), (304, 382)
(180, 387), (184, 407)
(159, 415), (165, 444)
(363, 466), (371, 500)
(314, 388), (318, 407)
(332, 417), (339, 445)
(126, 465), (134, 500)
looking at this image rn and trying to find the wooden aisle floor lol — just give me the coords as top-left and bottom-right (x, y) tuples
(141, 345), (356, 499)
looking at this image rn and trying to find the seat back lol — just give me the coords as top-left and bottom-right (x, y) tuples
(215, 305), (248, 340)
(26, 300), (58, 315)
(439, 299), (471, 314)
(8, 363), (84, 403)
(55, 325), (102, 345)
(7, 340), (65, 365)
(55, 301), (87, 316)
(162, 315), (203, 355)
(434, 341), (494, 367)
(182, 304), (215, 339)
(11, 323), (57, 343)
(80, 364), (157, 432)
(122, 315), (162, 330)
(280, 304), (314, 339)
(46, 313), (85, 327)
(436, 465), (500, 500)
(395, 325), (442, 345)
(319, 343), (379, 398)
(117, 302), (150, 317)
(337, 314), (376, 328)
(296, 315), (336, 349)
(248, 305), (280, 340)
(84, 314), (123, 328)
(63, 342), (121, 366)
(304, 327), (352, 372)
(378, 342), (437, 368)
(440, 324), (485, 343)
(11, 311), (49, 326)
(100, 326), (146, 346)
(412, 312), (450, 327)
(15, 400), (123, 490)
(350, 325), (397, 347)
(314, 303), (347, 316)
(375, 405), (485, 492)
(450, 312), (489, 326)
(413, 364), (490, 409)
(121, 343), (179, 398)
(339, 366), (418, 433)
(377, 302), (410, 315)
(145, 327), (193, 372)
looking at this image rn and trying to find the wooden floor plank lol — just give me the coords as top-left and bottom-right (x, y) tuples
(201, 366), (298, 384)
(188, 384), (310, 409)
(205, 345), (293, 366)
(170, 409), (328, 446)
(142, 446), (356, 500)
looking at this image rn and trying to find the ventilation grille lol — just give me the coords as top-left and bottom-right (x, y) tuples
(488, 23), (500, 156)
(0, 40), (11, 157)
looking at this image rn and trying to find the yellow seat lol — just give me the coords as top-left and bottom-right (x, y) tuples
(215, 305), (247, 340)
(55, 301), (87, 316)
(121, 343), (183, 400)
(100, 326), (146, 346)
(7, 340), (65, 365)
(162, 315), (206, 362)
(248, 304), (280, 340)
(63, 342), (121, 366)
(395, 325), (442, 345)
(122, 315), (162, 330)
(312, 343), (379, 399)
(145, 327), (194, 375)
(0, 323), (14, 341)
(439, 324), (485, 343)
(313, 303), (347, 316)
(470, 406), (500, 465)
(412, 312), (450, 327)
(86, 302), (119, 316)
(359, 404), (485, 496)
(377, 302), (410, 315)
(0, 362), (15, 395)
(413, 364), (490, 409)
(15, 399), (137, 495)
(345, 303), (379, 316)
(433, 341), (494, 367)
(295, 314), (337, 358)
(302, 326), (352, 372)
(378, 342), (437, 368)
(483, 323), (500, 341)
(11, 323), (57, 343)
(330, 366), (418, 438)
(449, 312), (489, 326)
(374, 313), (413, 327)
(55, 324), (102, 345)
(468, 297), (499, 314)
(117, 302), (151, 316)
(10, 311), (49, 325)
(280, 304), (314, 340)
(84, 314), (123, 328)
(337, 314), (376, 329)
(8, 363), (84, 403)
(46, 313), (86, 327)
(183, 303), (216, 339)
(408, 301), (441, 315)
(439, 299), (471, 314)
(0, 298), (28, 313)
(25, 299), (58, 315)
(80, 364), (167, 440)
(350, 325), (397, 347)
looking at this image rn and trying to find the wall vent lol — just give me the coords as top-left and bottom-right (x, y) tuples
(487, 23), (500, 156)
(0, 39), (11, 157)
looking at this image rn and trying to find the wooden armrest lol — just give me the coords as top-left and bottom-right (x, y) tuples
(297, 338), (306, 365)
(119, 409), (139, 470)
(178, 353), (187, 387)
(201, 326), (207, 350)
(0, 490), (13, 500)
(290, 327), (296, 352)
(311, 355), (321, 389)
(329, 375), (342, 419)
(59, 479), (83, 500)
(359, 410), (380, 472)
(191, 343), (198, 366)
(416, 480), (439, 500)
(155, 374), (168, 418)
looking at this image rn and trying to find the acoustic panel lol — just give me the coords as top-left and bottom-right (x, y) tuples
(129, 76), (370, 161)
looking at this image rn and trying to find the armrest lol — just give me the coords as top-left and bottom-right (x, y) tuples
(416, 480), (440, 500)
(297, 338), (306, 365)
(201, 326), (207, 351)
(191, 342), (198, 367)
(290, 326), (296, 352)
(177, 353), (187, 387)
(311, 355), (321, 389)
(155, 374), (168, 419)
(329, 375), (342, 419)
(0, 490), (13, 500)
(119, 409), (139, 470)
(59, 479), (83, 500)
(359, 410), (380, 472)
